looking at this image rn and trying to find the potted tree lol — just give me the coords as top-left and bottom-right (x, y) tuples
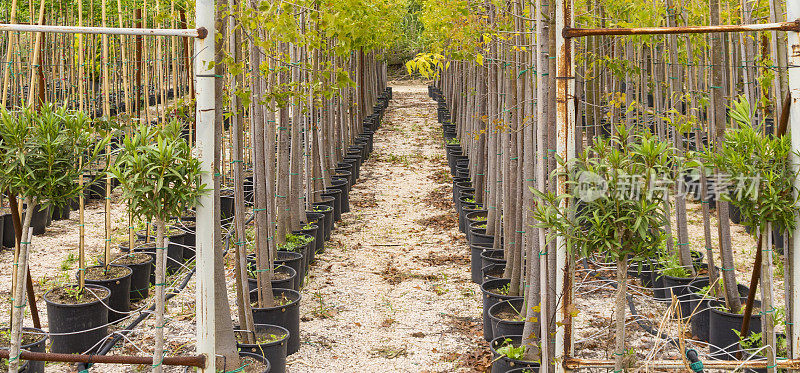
(709, 97), (798, 368)
(533, 125), (672, 371)
(0, 104), (106, 366)
(110, 121), (206, 372)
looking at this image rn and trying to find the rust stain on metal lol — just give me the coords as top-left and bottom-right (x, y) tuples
(563, 19), (800, 38)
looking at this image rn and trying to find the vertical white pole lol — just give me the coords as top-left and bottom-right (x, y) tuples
(554, 0), (574, 371)
(194, 0), (216, 370)
(788, 2), (800, 363)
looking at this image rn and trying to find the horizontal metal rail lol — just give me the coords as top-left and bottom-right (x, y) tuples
(0, 349), (206, 368)
(565, 358), (800, 370)
(0, 24), (207, 38)
(564, 19), (800, 38)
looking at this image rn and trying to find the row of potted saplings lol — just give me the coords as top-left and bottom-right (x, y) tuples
(227, 87), (392, 373)
(430, 86), (535, 373)
(0, 176), (120, 250)
(8, 87), (391, 373)
(432, 83), (776, 371)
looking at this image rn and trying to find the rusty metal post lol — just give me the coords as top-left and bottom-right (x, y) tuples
(788, 0), (800, 364)
(555, 0), (575, 371)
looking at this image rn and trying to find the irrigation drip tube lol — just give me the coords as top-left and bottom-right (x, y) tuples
(76, 214), (254, 372)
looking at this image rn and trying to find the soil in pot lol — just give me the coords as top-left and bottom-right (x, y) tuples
(482, 263), (507, 283)
(44, 284), (111, 354)
(236, 324), (289, 373)
(489, 298), (525, 338)
(273, 251), (304, 290)
(305, 212), (326, 251)
(250, 288), (302, 355)
(481, 278), (522, 341)
(248, 264), (297, 293)
(109, 253), (154, 302)
(295, 224), (319, 263)
(709, 298), (762, 359)
(0, 327), (46, 373)
(231, 351), (271, 373)
(313, 201), (335, 239)
(489, 335), (540, 373)
(81, 265), (133, 322)
(469, 222), (491, 247)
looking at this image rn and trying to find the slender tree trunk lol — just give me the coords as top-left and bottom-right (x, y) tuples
(8, 198), (34, 373)
(760, 224), (776, 373)
(710, 0), (741, 313)
(614, 255), (628, 371)
(152, 218), (167, 373)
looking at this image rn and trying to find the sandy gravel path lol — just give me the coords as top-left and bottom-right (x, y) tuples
(285, 82), (483, 372)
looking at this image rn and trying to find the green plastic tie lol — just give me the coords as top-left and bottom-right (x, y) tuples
(253, 208), (266, 212)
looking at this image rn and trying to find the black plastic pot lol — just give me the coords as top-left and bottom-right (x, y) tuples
(0, 213), (8, 248)
(336, 162), (356, 184)
(0, 327), (46, 373)
(248, 265), (298, 293)
(330, 178), (350, 214)
(219, 189), (235, 222)
(489, 298), (525, 339)
(25, 205), (49, 235)
(108, 253), (153, 302)
(51, 203), (71, 221)
(236, 324), (288, 373)
(45, 284), (111, 353)
(662, 272), (709, 320)
(321, 188), (342, 222)
(481, 249), (506, 269)
(466, 210), (488, 227)
(687, 278), (716, 342)
(650, 266), (670, 302)
(482, 263), (507, 283)
(481, 279), (522, 341)
(343, 156), (361, 180)
(453, 180), (472, 205)
(176, 221), (196, 260)
(295, 224), (319, 263)
(80, 265), (132, 323)
(709, 298), (761, 359)
(489, 335), (540, 373)
(461, 206), (485, 233)
(305, 212), (326, 253)
(334, 169), (355, 191)
(237, 351), (271, 373)
(250, 288), (302, 355)
(135, 231), (185, 272)
(273, 251), (304, 290)
(470, 242), (493, 284)
(312, 203), (334, 240)
(469, 223), (492, 247)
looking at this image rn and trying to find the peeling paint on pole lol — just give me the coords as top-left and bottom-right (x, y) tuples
(195, 0), (216, 370)
(788, 1), (800, 364)
(555, 0), (574, 371)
